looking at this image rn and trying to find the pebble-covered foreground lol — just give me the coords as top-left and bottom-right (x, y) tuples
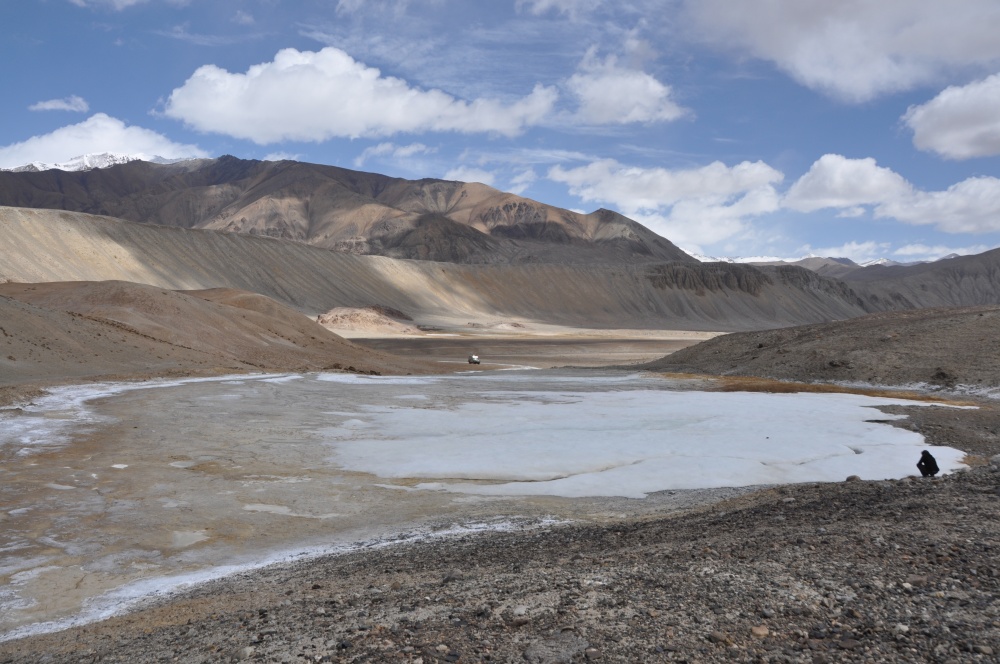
(3, 460), (999, 664)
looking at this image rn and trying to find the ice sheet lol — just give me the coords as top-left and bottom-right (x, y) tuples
(324, 389), (966, 498)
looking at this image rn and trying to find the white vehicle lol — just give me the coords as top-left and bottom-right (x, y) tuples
(468, 354), (481, 364)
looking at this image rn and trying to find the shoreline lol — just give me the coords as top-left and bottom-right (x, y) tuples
(2, 463), (997, 663)
(1, 369), (990, 650)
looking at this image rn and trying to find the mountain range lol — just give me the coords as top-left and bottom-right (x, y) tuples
(2, 156), (1000, 330)
(0, 155), (690, 265)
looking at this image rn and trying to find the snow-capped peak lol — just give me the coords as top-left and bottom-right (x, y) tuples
(1, 152), (183, 173)
(859, 257), (900, 267)
(688, 252), (787, 264)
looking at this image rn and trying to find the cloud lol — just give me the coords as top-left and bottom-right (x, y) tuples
(443, 166), (496, 186)
(68, 0), (148, 9)
(783, 154), (912, 212)
(892, 243), (994, 260)
(353, 142), (433, 167)
(548, 158), (783, 212)
(155, 23), (249, 46)
(28, 95), (89, 113)
(783, 154), (1000, 234)
(809, 241), (892, 263)
(163, 47), (558, 143)
(335, 0), (418, 16)
(566, 49), (688, 125)
(0, 113), (207, 168)
(547, 158), (783, 248)
(233, 10), (254, 26)
(904, 73), (1000, 159)
(508, 168), (537, 195)
(682, 0), (1000, 102)
(548, 152), (1000, 250)
(877, 176), (1000, 233)
(515, 0), (603, 19)
(263, 151), (302, 162)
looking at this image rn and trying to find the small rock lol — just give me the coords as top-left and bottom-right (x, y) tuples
(436, 644), (450, 653)
(750, 625), (769, 638)
(238, 646), (256, 660)
(442, 570), (464, 584)
(838, 639), (862, 650)
(707, 630), (729, 644)
(973, 645), (994, 655)
(585, 647), (602, 660)
(846, 475), (861, 482)
(523, 632), (588, 663)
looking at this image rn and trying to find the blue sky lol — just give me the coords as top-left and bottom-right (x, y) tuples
(4, 0), (1000, 263)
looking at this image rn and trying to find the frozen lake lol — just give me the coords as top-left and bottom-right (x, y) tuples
(0, 370), (965, 639)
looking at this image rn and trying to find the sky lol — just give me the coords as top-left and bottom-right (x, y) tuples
(3, 1), (1000, 263)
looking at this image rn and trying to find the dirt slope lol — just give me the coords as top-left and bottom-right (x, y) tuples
(0, 281), (439, 392)
(644, 305), (1000, 390)
(0, 207), (871, 331)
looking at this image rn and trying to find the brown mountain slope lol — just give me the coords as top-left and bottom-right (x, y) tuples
(0, 207), (873, 331)
(643, 305), (1000, 390)
(0, 156), (693, 265)
(0, 281), (439, 389)
(842, 249), (1000, 310)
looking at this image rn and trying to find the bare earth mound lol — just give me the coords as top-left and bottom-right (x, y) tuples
(0, 281), (439, 402)
(644, 305), (1000, 392)
(317, 306), (421, 336)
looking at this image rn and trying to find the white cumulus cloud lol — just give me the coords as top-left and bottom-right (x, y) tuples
(784, 154), (1000, 234)
(29, 95), (90, 113)
(877, 176), (1000, 233)
(163, 47), (558, 143)
(566, 50), (687, 125)
(683, 0), (1000, 102)
(548, 158), (783, 248)
(0, 113), (207, 169)
(783, 154), (912, 212)
(549, 158), (783, 213)
(904, 73), (1000, 159)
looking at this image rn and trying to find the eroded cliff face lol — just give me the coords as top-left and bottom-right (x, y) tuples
(646, 263), (773, 296)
